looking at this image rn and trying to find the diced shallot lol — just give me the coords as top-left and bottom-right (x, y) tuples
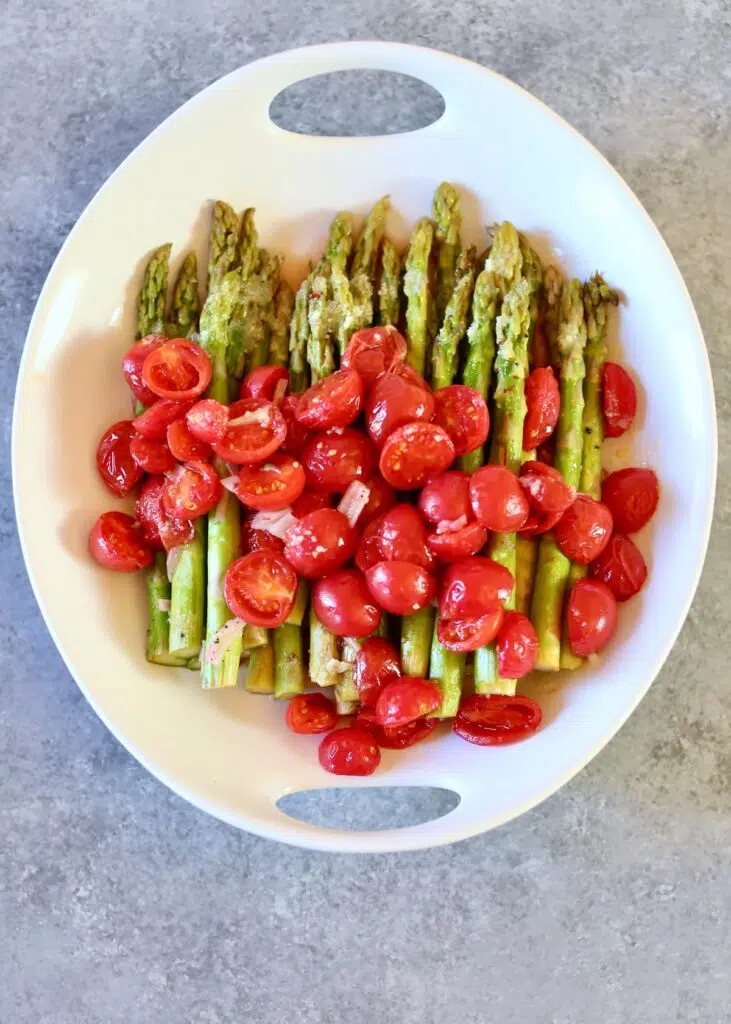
(337, 481), (371, 527)
(156, 598), (171, 613)
(251, 507), (298, 539)
(273, 379), (288, 406)
(166, 545), (184, 582)
(228, 406), (272, 427)
(325, 658), (353, 675)
(222, 475), (240, 493)
(202, 617), (245, 666)
(436, 514), (468, 535)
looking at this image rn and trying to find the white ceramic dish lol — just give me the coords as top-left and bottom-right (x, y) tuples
(13, 42), (716, 853)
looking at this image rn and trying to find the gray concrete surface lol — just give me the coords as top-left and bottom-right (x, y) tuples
(2, 1), (730, 1021)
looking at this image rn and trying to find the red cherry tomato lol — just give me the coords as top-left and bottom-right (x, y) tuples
(427, 522), (487, 562)
(353, 637), (401, 707)
(122, 335), (166, 406)
(239, 365), (289, 402)
(285, 693), (338, 734)
(163, 461), (222, 519)
(133, 398), (194, 440)
(291, 489), (331, 518)
(279, 395), (312, 458)
(342, 326), (408, 386)
(432, 385), (490, 458)
(284, 508), (356, 579)
(313, 569), (381, 637)
(379, 422), (455, 490)
(554, 494), (613, 564)
(356, 709), (440, 749)
(96, 420), (144, 496)
(359, 476), (397, 527)
(166, 418), (212, 462)
(519, 461), (576, 515)
(128, 433), (178, 475)
(453, 694), (542, 746)
(302, 428), (376, 494)
(141, 338), (211, 401)
(390, 363), (431, 391)
(378, 504), (433, 569)
(602, 362), (637, 438)
(318, 727), (381, 776)
(418, 471), (472, 527)
(240, 513), (286, 556)
(365, 561), (436, 615)
(523, 367), (560, 449)
(375, 678), (441, 727)
(185, 399), (229, 443)
(229, 453), (305, 512)
(566, 578), (618, 656)
(439, 557), (514, 619)
(366, 373), (435, 448)
(436, 606), (504, 652)
(536, 435), (556, 467)
(470, 466), (529, 532)
(212, 398), (286, 465)
(135, 476), (194, 551)
(355, 516), (386, 573)
(496, 611), (539, 678)
(224, 551), (298, 627)
(601, 468), (659, 534)
(89, 511), (153, 571)
(590, 533), (648, 601)
(517, 506), (563, 539)
(295, 368), (363, 430)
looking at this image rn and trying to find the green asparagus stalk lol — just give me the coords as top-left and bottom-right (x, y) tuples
(433, 182), (462, 326)
(307, 269), (336, 382)
(543, 265), (564, 370)
(238, 208), (259, 281)
(351, 196), (389, 282)
(136, 243), (172, 339)
(401, 606), (434, 677)
(245, 642), (275, 693)
(403, 217), (434, 375)
(273, 625), (307, 699)
(146, 553), (186, 666)
(308, 604), (340, 688)
(322, 212), (354, 272)
(166, 252), (200, 339)
(458, 270), (500, 472)
(242, 624), (268, 651)
(431, 246), (477, 389)
(378, 238), (403, 327)
(331, 265), (373, 354)
(245, 251), (282, 372)
(268, 281), (295, 368)
(208, 201), (240, 293)
(289, 274), (311, 393)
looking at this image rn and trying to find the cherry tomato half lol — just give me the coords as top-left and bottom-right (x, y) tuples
(517, 506), (563, 539)
(302, 428), (376, 495)
(89, 511), (153, 572)
(141, 338), (211, 401)
(290, 489), (331, 519)
(554, 494), (613, 564)
(418, 471), (472, 527)
(601, 468), (659, 534)
(356, 709), (440, 749)
(523, 367), (560, 449)
(427, 522), (487, 562)
(239, 365), (289, 402)
(602, 362), (637, 438)
(566, 578), (617, 656)
(285, 693), (337, 734)
(453, 694), (543, 746)
(355, 516), (386, 573)
(229, 453), (305, 512)
(96, 420), (144, 496)
(432, 385), (490, 458)
(313, 569), (381, 637)
(365, 561), (436, 615)
(590, 533), (648, 601)
(122, 335), (165, 406)
(279, 395), (311, 458)
(185, 398), (229, 443)
(366, 372), (435, 448)
(128, 433), (178, 475)
(378, 504), (433, 569)
(353, 637), (402, 707)
(519, 461), (575, 515)
(224, 551), (298, 627)
(379, 422), (455, 490)
(284, 508), (356, 579)
(166, 418), (212, 462)
(470, 465), (529, 532)
(240, 515), (286, 556)
(133, 398), (194, 440)
(375, 678), (441, 727)
(359, 476), (397, 527)
(496, 611), (539, 678)
(163, 461), (222, 519)
(213, 398), (287, 465)
(342, 326), (407, 386)
(390, 362), (432, 391)
(318, 727), (381, 776)
(439, 557), (514, 619)
(295, 368), (363, 430)
(437, 606), (504, 652)
(136, 476), (195, 551)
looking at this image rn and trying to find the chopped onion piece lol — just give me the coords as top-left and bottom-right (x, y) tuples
(166, 546), (184, 582)
(221, 475), (240, 493)
(436, 514), (468, 535)
(261, 462), (282, 474)
(326, 658), (353, 675)
(273, 379), (288, 406)
(156, 598), (171, 613)
(251, 507), (297, 539)
(337, 481), (371, 527)
(228, 406), (272, 427)
(202, 617), (245, 667)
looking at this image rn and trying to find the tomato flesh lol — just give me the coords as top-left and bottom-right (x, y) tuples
(418, 471), (472, 526)
(128, 433), (177, 475)
(240, 513), (286, 556)
(285, 693), (337, 734)
(566, 578), (618, 656)
(186, 399), (229, 443)
(439, 557), (514, 619)
(284, 508), (356, 579)
(366, 372), (435, 447)
(590, 533), (648, 601)
(141, 338), (211, 401)
(523, 367), (560, 449)
(163, 461), (222, 519)
(302, 428), (376, 494)
(136, 476), (195, 551)
(602, 362), (637, 438)
(89, 511), (153, 571)
(133, 398), (194, 440)
(375, 678), (441, 727)
(318, 728), (381, 776)
(166, 418), (212, 462)
(213, 398), (286, 465)
(224, 552), (298, 627)
(432, 385), (490, 457)
(496, 611), (539, 678)
(427, 522), (487, 562)
(378, 504), (433, 569)
(122, 335), (166, 406)
(437, 606), (504, 652)
(519, 461), (575, 514)
(517, 506), (563, 539)
(240, 365), (289, 402)
(470, 465), (529, 532)
(453, 694), (542, 746)
(353, 637), (402, 707)
(295, 368), (363, 430)
(342, 326), (407, 385)
(312, 569), (381, 637)
(554, 494), (613, 564)
(365, 561), (436, 615)
(229, 453), (305, 512)
(356, 710), (440, 749)
(379, 422), (455, 490)
(96, 420), (144, 496)
(601, 468), (659, 534)
(279, 395), (311, 458)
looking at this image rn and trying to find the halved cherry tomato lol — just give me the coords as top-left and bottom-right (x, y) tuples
(378, 504), (433, 569)
(291, 489), (331, 518)
(379, 422), (455, 490)
(355, 516), (386, 573)
(141, 338), (211, 401)
(427, 522), (488, 562)
(166, 418), (212, 462)
(602, 362), (637, 438)
(523, 367), (560, 449)
(356, 708), (440, 748)
(365, 561), (436, 615)
(96, 420), (144, 496)
(224, 551), (298, 627)
(239, 365), (289, 402)
(432, 385), (490, 458)
(135, 476), (194, 551)
(302, 428), (376, 494)
(359, 476), (397, 527)
(240, 513), (286, 556)
(566, 578), (617, 656)
(229, 453), (305, 512)
(128, 433), (178, 475)
(517, 506), (563, 539)
(440, 557), (514, 619)
(212, 398), (286, 465)
(89, 511), (153, 571)
(353, 637), (401, 707)
(342, 326), (407, 386)
(519, 461), (575, 514)
(590, 533), (648, 601)
(554, 494), (613, 564)
(496, 611), (539, 678)
(437, 606), (504, 652)
(318, 727), (381, 776)
(122, 335), (166, 406)
(375, 678), (441, 727)
(366, 373), (435, 447)
(601, 468), (659, 534)
(133, 398), (194, 440)
(279, 395), (311, 458)
(418, 471), (472, 527)
(313, 569), (381, 637)
(185, 399), (229, 443)
(285, 693), (337, 734)
(163, 461), (222, 519)
(470, 465), (529, 532)
(390, 363), (431, 392)
(453, 694), (542, 746)
(284, 508), (356, 579)
(295, 368), (363, 430)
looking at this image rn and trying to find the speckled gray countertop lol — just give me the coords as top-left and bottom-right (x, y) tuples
(2, 2), (730, 1021)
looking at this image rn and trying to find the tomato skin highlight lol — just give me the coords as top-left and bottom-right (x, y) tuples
(469, 465), (530, 532)
(141, 337), (212, 401)
(418, 471), (472, 526)
(295, 368), (363, 430)
(229, 453), (306, 512)
(284, 508), (356, 579)
(133, 398), (195, 440)
(302, 428), (376, 494)
(365, 561), (436, 615)
(496, 611), (539, 678)
(375, 678), (441, 727)
(89, 511), (153, 571)
(523, 367), (560, 449)
(135, 475), (194, 551)
(590, 533), (648, 601)
(566, 578), (618, 656)
(285, 693), (338, 734)
(427, 522), (488, 562)
(554, 495), (613, 564)
(122, 335), (166, 406)
(356, 708), (440, 749)
(353, 637), (402, 707)
(342, 326), (407, 386)
(224, 552), (298, 628)
(602, 362), (637, 438)
(318, 728), (381, 776)
(212, 398), (287, 465)
(96, 420), (144, 496)
(186, 399), (229, 443)
(432, 385), (490, 457)
(312, 569), (381, 637)
(378, 504), (433, 569)
(379, 422), (455, 490)
(453, 694), (542, 746)
(365, 372), (435, 447)
(439, 557), (514, 619)
(437, 606), (504, 652)
(519, 461), (575, 515)
(601, 468), (659, 534)
(240, 365), (289, 402)
(163, 461), (222, 519)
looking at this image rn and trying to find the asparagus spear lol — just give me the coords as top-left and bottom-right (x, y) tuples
(268, 281), (295, 368)
(289, 275), (311, 393)
(238, 208), (259, 281)
(531, 279), (588, 671)
(273, 581), (308, 699)
(166, 252), (200, 339)
(146, 553), (186, 666)
(433, 182), (462, 326)
(403, 218), (434, 375)
(543, 265), (564, 370)
(208, 201), (240, 293)
(309, 604), (340, 688)
(322, 212), (354, 272)
(458, 269), (500, 472)
(307, 269), (336, 381)
(245, 643), (275, 693)
(136, 243), (171, 339)
(378, 238), (402, 327)
(331, 265), (373, 354)
(351, 196), (389, 282)
(431, 246), (477, 389)
(244, 251), (282, 372)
